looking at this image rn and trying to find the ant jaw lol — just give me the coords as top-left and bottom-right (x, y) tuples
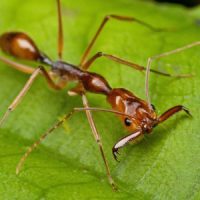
(112, 130), (142, 161)
(142, 118), (159, 133)
(152, 121), (159, 128)
(112, 147), (120, 162)
(182, 106), (192, 117)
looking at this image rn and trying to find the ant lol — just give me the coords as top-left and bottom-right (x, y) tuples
(0, 0), (194, 190)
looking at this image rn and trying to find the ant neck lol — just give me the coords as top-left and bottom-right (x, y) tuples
(38, 52), (53, 66)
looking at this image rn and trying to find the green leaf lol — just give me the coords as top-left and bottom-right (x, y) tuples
(0, 0), (200, 199)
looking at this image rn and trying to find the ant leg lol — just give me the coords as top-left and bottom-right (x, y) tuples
(81, 94), (117, 190)
(16, 109), (76, 175)
(157, 105), (192, 124)
(80, 15), (161, 67)
(0, 67), (41, 126)
(145, 41), (200, 109)
(0, 55), (65, 90)
(56, 0), (63, 60)
(0, 66), (63, 127)
(82, 52), (182, 77)
(0, 55), (35, 74)
(79, 14), (146, 190)
(56, 2), (116, 188)
(16, 104), (118, 189)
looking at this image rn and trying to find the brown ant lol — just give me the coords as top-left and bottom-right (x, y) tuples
(0, 0), (194, 190)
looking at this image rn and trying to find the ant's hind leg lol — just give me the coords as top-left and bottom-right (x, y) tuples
(0, 65), (64, 127)
(0, 55), (35, 74)
(145, 41), (200, 108)
(0, 67), (41, 126)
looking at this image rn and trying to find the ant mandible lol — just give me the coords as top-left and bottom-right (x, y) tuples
(0, 0), (194, 190)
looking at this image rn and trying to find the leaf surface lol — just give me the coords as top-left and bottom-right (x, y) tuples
(0, 0), (199, 199)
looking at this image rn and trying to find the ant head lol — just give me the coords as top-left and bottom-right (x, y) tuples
(107, 88), (158, 134)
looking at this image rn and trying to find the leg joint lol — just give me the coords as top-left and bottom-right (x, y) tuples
(96, 138), (101, 144)
(38, 65), (45, 71)
(105, 15), (111, 20)
(97, 51), (103, 56)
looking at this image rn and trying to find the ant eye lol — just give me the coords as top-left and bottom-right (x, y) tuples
(151, 104), (156, 111)
(124, 118), (132, 126)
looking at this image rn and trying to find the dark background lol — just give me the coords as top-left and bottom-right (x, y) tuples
(155, 0), (200, 7)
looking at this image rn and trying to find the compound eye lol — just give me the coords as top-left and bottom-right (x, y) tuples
(124, 118), (132, 126)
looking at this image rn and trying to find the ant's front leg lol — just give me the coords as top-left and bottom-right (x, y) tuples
(81, 94), (117, 191)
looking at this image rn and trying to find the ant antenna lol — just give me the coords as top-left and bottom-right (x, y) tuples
(145, 42), (197, 109)
(74, 107), (133, 118)
(145, 57), (152, 109)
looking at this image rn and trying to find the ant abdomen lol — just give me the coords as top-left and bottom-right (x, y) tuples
(0, 32), (42, 61)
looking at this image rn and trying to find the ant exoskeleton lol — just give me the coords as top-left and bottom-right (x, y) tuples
(0, 0), (194, 190)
